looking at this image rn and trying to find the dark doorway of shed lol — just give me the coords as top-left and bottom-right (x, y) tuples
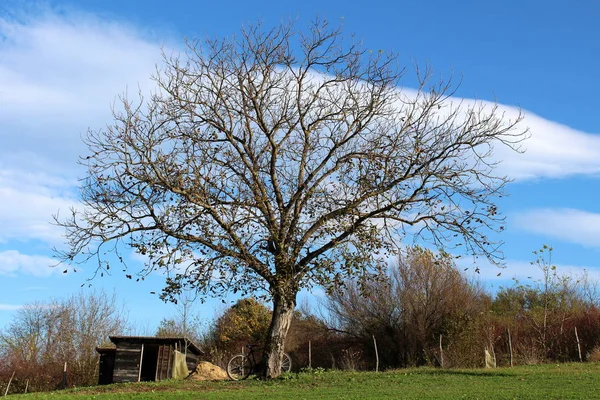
(97, 350), (115, 385)
(140, 345), (159, 381)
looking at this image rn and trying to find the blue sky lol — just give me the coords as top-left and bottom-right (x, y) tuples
(1, 0), (599, 331)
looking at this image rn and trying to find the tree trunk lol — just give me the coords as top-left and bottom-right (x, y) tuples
(261, 290), (296, 379)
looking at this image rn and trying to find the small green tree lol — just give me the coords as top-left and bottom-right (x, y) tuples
(210, 298), (271, 353)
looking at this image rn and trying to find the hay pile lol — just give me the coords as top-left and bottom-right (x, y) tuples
(188, 361), (229, 381)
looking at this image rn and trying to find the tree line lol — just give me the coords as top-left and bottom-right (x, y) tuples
(0, 291), (127, 394)
(191, 246), (600, 371)
(3, 246), (598, 394)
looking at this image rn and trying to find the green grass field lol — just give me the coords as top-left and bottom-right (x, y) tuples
(17, 363), (600, 399)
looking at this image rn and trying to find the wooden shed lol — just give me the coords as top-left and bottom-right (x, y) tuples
(96, 336), (203, 384)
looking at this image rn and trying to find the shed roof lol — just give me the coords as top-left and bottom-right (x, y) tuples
(96, 346), (116, 354)
(107, 336), (203, 355)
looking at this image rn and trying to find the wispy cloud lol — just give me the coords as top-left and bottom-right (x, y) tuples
(0, 7), (167, 270)
(496, 110), (600, 180)
(512, 208), (600, 248)
(1, 5), (600, 282)
(419, 97), (600, 181)
(3, 7), (599, 183)
(0, 8), (165, 174)
(0, 169), (76, 244)
(462, 258), (600, 291)
(0, 304), (22, 311)
(0, 250), (59, 277)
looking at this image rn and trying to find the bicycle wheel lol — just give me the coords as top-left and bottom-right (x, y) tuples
(282, 353), (292, 373)
(227, 354), (252, 380)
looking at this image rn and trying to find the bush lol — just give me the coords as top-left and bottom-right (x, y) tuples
(324, 246), (488, 368)
(0, 290), (127, 393)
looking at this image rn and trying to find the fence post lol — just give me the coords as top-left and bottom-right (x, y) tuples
(373, 335), (379, 372)
(308, 341), (312, 369)
(4, 371), (15, 396)
(439, 334), (444, 368)
(507, 328), (513, 367)
(61, 362), (68, 389)
(575, 327), (583, 362)
(137, 344), (144, 383)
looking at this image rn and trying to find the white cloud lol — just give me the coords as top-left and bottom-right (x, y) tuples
(0, 304), (22, 311)
(461, 257), (600, 290)
(3, 7), (594, 184)
(0, 5), (599, 284)
(1, 8), (598, 183)
(0, 8), (166, 174)
(0, 169), (77, 244)
(409, 95), (600, 181)
(495, 110), (600, 180)
(0, 250), (59, 277)
(0, 8), (167, 248)
(512, 208), (600, 248)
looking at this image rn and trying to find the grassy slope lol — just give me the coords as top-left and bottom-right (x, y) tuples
(18, 363), (600, 399)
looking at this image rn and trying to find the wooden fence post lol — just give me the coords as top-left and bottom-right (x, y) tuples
(439, 334), (444, 368)
(138, 345), (144, 382)
(4, 371), (15, 396)
(373, 335), (379, 372)
(507, 328), (513, 367)
(61, 362), (68, 389)
(308, 341), (312, 369)
(575, 327), (583, 362)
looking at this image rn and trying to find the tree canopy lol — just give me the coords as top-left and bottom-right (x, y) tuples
(55, 19), (525, 377)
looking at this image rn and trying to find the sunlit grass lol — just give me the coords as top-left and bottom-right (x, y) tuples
(19, 363), (600, 399)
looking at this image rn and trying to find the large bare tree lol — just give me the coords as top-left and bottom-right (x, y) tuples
(55, 19), (525, 377)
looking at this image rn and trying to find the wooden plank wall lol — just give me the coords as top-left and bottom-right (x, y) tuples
(108, 339), (201, 383)
(112, 341), (142, 383)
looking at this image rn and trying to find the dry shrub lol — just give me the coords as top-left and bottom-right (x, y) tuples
(325, 247), (488, 369)
(443, 323), (488, 368)
(587, 346), (600, 362)
(0, 291), (127, 393)
(339, 348), (364, 371)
